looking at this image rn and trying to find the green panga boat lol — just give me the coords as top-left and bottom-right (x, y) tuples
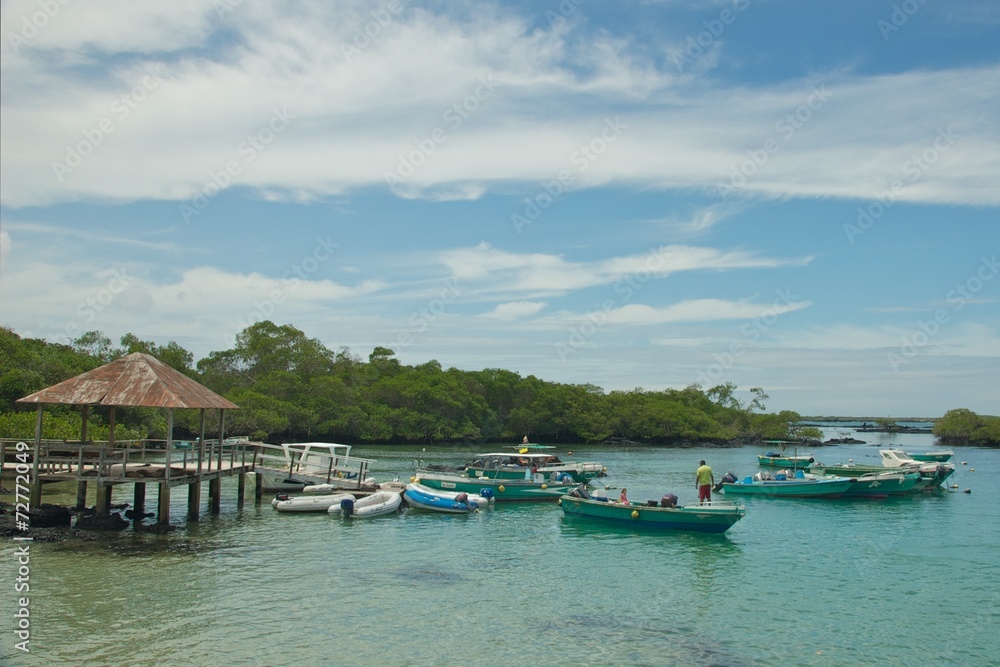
(559, 495), (745, 534)
(413, 470), (577, 501)
(721, 473), (852, 498)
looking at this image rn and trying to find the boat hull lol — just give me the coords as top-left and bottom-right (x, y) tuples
(415, 471), (577, 501)
(559, 497), (745, 534)
(336, 490), (402, 518)
(721, 477), (852, 498)
(271, 493), (355, 513)
(403, 483), (492, 513)
(907, 450), (954, 463)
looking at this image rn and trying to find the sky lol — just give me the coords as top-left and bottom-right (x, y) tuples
(0, 0), (998, 418)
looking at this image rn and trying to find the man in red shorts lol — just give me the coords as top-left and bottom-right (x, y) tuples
(695, 460), (714, 504)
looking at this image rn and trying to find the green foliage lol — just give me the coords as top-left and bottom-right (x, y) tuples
(0, 410), (143, 441)
(934, 409), (1000, 445)
(0, 321), (810, 446)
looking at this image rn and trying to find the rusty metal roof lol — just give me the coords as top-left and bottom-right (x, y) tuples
(16, 352), (238, 409)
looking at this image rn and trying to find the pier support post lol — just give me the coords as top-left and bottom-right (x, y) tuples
(157, 482), (171, 524)
(133, 482), (146, 517)
(95, 484), (112, 516)
(237, 473), (246, 509)
(254, 471), (262, 504)
(188, 481), (201, 520)
(209, 477), (221, 514)
(76, 481), (88, 510)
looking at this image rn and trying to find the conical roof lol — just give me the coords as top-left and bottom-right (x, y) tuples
(16, 352), (238, 409)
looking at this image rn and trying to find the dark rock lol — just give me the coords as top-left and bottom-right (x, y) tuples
(75, 512), (129, 531)
(28, 503), (72, 528)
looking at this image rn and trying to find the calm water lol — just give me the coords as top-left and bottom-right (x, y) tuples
(2, 430), (998, 666)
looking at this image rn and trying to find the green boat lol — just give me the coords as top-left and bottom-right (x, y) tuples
(457, 447), (606, 483)
(413, 470), (577, 501)
(757, 453), (815, 468)
(757, 440), (814, 469)
(807, 471), (922, 497)
(559, 495), (745, 534)
(720, 472), (852, 498)
(906, 449), (954, 463)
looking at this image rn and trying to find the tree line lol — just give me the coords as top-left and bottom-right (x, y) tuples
(20, 321), (999, 447)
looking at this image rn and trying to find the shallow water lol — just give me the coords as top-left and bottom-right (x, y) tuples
(2, 432), (997, 666)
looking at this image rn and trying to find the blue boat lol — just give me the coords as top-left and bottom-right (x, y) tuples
(403, 482), (494, 513)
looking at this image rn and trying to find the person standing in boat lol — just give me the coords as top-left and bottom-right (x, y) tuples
(695, 460), (714, 505)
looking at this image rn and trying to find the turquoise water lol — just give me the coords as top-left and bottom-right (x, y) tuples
(2, 434), (997, 666)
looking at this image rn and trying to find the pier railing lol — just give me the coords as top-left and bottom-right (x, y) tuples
(0, 437), (256, 483)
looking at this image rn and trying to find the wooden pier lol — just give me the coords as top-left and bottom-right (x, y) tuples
(12, 352), (257, 525)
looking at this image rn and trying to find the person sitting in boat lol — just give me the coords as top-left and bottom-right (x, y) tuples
(619, 488), (629, 504)
(522, 435), (529, 444)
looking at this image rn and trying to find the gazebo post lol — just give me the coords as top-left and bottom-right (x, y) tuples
(29, 405), (43, 507)
(77, 405), (90, 508)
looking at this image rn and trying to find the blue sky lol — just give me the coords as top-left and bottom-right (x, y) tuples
(1, 0), (998, 417)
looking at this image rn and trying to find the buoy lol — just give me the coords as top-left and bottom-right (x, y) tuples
(951, 484), (959, 488)
(498, 485), (505, 493)
(557, 498), (562, 505)
(964, 488), (971, 494)
(567, 451), (573, 455)
(631, 510), (639, 519)
(410, 476), (417, 483)
(962, 461), (968, 465)
(541, 483), (547, 489)
(970, 468), (975, 472)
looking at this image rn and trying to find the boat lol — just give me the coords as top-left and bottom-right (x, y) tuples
(403, 483), (493, 513)
(421, 445), (606, 484)
(804, 470), (922, 498)
(559, 488), (745, 534)
(810, 449), (955, 491)
(905, 449), (954, 463)
(756, 440), (814, 469)
(250, 442), (378, 492)
(879, 449), (955, 488)
(335, 490), (402, 518)
(271, 492), (356, 513)
(413, 469), (579, 501)
(719, 470), (853, 498)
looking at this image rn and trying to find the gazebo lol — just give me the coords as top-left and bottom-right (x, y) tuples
(16, 352), (247, 523)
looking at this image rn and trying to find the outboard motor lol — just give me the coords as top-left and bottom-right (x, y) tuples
(660, 493), (678, 508)
(714, 472), (737, 493)
(340, 497), (355, 518)
(274, 493), (290, 502)
(569, 483), (590, 499)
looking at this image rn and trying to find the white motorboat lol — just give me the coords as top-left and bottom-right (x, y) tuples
(334, 490), (402, 518)
(271, 492), (356, 513)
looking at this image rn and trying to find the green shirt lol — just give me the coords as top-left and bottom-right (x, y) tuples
(696, 465), (713, 486)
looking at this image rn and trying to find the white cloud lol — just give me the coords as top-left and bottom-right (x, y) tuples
(483, 301), (547, 319)
(1, 5), (997, 208)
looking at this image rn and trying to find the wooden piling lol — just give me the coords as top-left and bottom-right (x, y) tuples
(209, 477), (221, 514)
(76, 481), (88, 510)
(188, 481), (201, 520)
(133, 482), (146, 516)
(157, 482), (171, 524)
(254, 470), (263, 503)
(237, 473), (246, 509)
(95, 483), (112, 516)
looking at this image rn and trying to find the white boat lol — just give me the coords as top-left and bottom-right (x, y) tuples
(403, 482), (494, 513)
(251, 442), (378, 492)
(271, 492), (356, 513)
(334, 490), (402, 518)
